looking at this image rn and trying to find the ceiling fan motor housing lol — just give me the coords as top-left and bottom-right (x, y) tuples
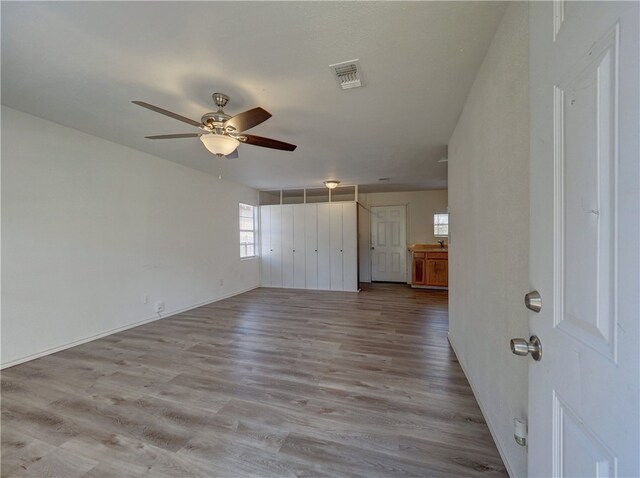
(201, 111), (232, 131)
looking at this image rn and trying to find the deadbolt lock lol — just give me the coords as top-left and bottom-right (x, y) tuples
(510, 335), (542, 361)
(525, 290), (542, 312)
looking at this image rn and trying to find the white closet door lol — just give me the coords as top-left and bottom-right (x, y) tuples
(260, 206), (271, 286)
(330, 203), (344, 291)
(317, 203), (331, 290)
(342, 202), (358, 291)
(281, 205), (294, 288)
(293, 204), (306, 289)
(269, 205), (283, 287)
(305, 204), (318, 289)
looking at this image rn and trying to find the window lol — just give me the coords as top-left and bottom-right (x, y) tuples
(434, 213), (449, 237)
(239, 203), (256, 259)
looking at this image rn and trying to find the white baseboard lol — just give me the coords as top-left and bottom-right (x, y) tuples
(448, 333), (516, 478)
(1, 285), (259, 370)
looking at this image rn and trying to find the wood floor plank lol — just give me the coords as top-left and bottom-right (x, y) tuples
(1, 283), (506, 477)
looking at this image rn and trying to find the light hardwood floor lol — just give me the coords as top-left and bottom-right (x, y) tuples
(1, 284), (506, 477)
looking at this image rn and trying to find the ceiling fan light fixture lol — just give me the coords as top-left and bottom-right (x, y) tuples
(324, 180), (340, 189)
(200, 134), (240, 156)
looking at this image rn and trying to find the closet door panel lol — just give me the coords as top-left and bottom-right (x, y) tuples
(342, 202), (358, 291)
(260, 206), (271, 286)
(269, 205), (283, 287)
(330, 203), (344, 291)
(281, 205), (294, 288)
(305, 205), (319, 289)
(317, 204), (331, 290)
(293, 204), (306, 289)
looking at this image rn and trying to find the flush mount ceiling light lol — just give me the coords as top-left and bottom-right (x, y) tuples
(200, 134), (240, 157)
(324, 180), (340, 189)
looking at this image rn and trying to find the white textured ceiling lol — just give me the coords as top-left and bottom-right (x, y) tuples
(1, 1), (506, 191)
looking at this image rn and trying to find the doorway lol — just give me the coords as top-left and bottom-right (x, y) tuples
(370, 205), (407, 283)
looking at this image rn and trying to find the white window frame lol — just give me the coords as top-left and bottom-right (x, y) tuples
(239, 203), (257, 259)
(434, 213), (449, 237)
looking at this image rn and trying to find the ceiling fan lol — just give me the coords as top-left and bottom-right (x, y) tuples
(132, 93), (297, 159)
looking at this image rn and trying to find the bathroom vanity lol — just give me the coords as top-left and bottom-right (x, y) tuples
(409, 244), (448, 289)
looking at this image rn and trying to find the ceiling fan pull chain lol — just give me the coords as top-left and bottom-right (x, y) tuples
(218, 156), (224, 180)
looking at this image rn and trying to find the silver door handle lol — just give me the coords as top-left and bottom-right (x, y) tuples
(510, 336), (542, 361)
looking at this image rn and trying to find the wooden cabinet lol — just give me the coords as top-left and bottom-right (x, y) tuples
(426, 258), (448, 287)
(411, 250), (448, 289)
(412, 252), (426, 285)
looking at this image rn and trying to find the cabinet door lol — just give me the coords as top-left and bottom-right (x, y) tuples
(411, 253), (426, 285)
(281, 205), (294, 288)
(305, 204), (318, 289)
(342, 202), (358, 291)
(317, 203), (331, 289)
(260, 206), (271, 286)
(330, 203), (344, 291)
(292, 204), (306, 289)
(426, 259), (448, 287)
(269, 205), (283, 287)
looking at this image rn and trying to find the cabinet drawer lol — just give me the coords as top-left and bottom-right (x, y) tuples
(413, 252), (426, 258)
(426, 251), (448, 259)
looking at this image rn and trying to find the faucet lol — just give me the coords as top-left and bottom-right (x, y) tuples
(438, 239), (445, 249)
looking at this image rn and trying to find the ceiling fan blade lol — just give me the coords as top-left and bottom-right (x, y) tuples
(225, 107), (272, 133)
(241, 134), (297, 151)
(225, 150), (239, 159)
(145, 133), (201, 139)
(132, 101), (202, 128)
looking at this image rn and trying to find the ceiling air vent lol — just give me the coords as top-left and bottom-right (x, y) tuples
(329, 59), (363, 90)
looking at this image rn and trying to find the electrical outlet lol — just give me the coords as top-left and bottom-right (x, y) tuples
(220, 279), (224, 286)
(143, 295), (150, 304)
(155, 301), (165, 314)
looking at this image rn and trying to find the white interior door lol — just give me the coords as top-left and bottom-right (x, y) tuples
(342, 202), (358, 291)
(329, 203), (343, 291)
(269, 205), (283, 287)
(260, 206), (271, 286)
(293, 204), (306, 289)
(305, 204), (318, 289)
(371, 205), (407, 282)
(281, 205), (294, 288)
(317, 204), (331, 290)
(529, 2), (639, 476)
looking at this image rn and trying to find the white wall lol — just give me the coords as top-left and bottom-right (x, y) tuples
(447, 4), (529, 477)
(358, 190), (448, 283)
(1, 106), (260, 368)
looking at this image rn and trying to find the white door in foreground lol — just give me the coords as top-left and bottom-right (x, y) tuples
(528, 2), (639, 476)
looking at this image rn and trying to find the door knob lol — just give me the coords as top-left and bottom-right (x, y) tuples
(510, 335), (542, 361)
(371, 246), (375, 250)
(525, 290), (542, 312)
